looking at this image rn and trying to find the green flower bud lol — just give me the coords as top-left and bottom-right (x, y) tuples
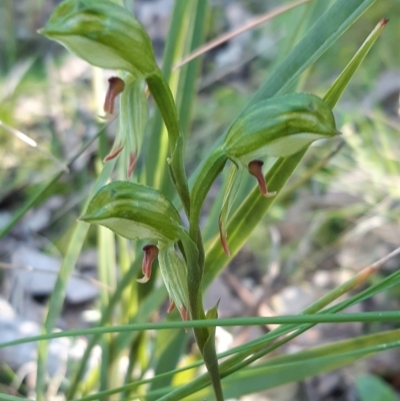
(80, 181), (182, 243)
(224, 92), (339, 166)
(39, 0), (158, 77)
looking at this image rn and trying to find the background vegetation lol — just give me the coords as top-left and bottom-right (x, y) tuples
(0, 0), (399, 400)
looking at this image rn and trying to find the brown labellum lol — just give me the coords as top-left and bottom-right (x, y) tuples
(103, 76), (125, 115)
(248, 160), (276, 198)
(137, 244), (159, 283)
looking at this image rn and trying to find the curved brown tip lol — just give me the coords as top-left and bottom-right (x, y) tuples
(127, 152), (138, 178)
(104, 77), (125, 115)
(103, 145), (123, 162)
(136, 245), (159, 284)
(248, 160), (276, 198)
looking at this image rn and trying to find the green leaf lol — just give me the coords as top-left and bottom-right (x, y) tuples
(356, 375), (397, 401)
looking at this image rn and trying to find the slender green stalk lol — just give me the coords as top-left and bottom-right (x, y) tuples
(3, 312), (400, 350)
(189, 147), (227, 241)
(179, 232), (224, 401)
(146, 71), (190, 214)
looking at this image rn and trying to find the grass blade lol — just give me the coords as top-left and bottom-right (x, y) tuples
(248, 0), (377, 105)
(324, 17), (388, 106)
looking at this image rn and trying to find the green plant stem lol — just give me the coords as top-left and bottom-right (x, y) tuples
(146, 70), (190, 214)
(187, 146), (227, 314)
(187, 146), (227, 325)
(145, 1), (190, 196)
(179, 233), (207, 341)
(189, 147), (227, 242)
(187, 267), (223, 401)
